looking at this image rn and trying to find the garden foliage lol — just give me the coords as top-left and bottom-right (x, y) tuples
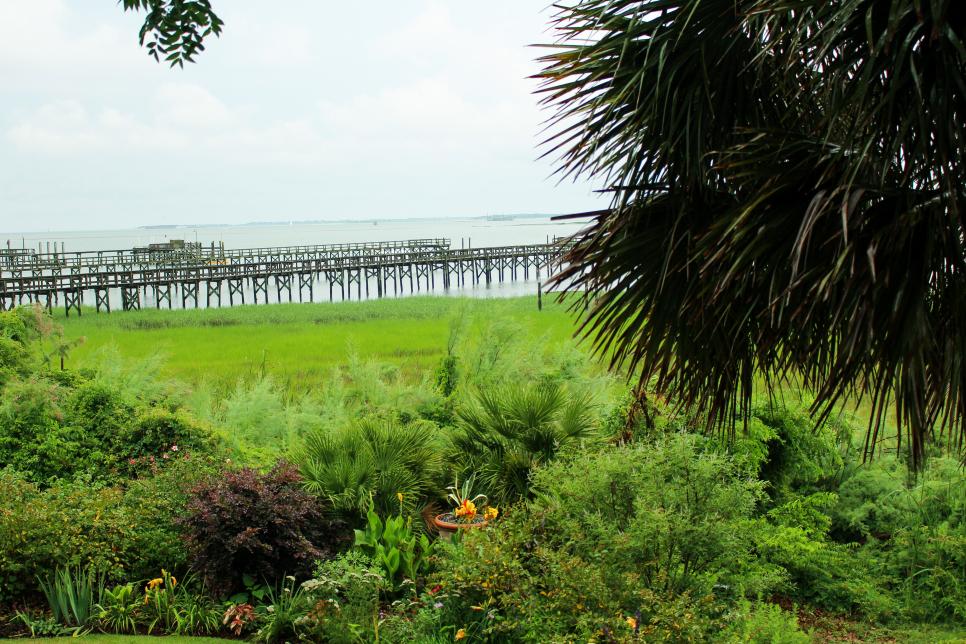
(178, 461), (349, 596)
(0, 305), (963, 640)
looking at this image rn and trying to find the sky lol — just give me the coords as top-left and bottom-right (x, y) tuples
(0, 1), (604, 233)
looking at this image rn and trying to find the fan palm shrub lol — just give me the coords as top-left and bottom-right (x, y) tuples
(537, 0), (966, 468)
(297, 417), (445, 521)
(451, 383), (598, 504)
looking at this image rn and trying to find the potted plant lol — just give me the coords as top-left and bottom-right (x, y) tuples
(433, 475), (498, 540)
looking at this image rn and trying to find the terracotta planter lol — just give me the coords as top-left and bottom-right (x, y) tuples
(433, 513), (488, 541)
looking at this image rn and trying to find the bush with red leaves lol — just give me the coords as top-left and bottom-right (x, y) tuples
(178, 460), (348, 596)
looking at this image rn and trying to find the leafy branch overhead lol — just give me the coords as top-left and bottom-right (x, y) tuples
(537, 1), (966, 468)
(120, 0), (223, 67)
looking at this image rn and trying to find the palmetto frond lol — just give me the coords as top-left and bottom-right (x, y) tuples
(297, 417), (444, 519)
(537, 0), (966, 467)
(453, 384), (600, 503)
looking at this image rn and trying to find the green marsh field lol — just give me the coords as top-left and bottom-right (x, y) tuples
(56, 296), (581, 390)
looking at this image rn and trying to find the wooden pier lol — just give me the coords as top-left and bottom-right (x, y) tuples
(0, 238), (568, 315)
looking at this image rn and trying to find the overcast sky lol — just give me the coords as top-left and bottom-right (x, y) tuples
(0, 1), (604, 233)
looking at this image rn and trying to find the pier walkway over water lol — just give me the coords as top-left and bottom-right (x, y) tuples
(0, 238), (568, 315)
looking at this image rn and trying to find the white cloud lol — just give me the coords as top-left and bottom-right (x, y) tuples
(318, 78), (532, 144)
(0, 1), (604, 230)
(0, 0), (139, 74)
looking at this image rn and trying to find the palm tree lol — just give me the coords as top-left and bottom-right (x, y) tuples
(297, 417), (445, 521)
(536, 1), (966, 468)
(452, 384), (598, 504)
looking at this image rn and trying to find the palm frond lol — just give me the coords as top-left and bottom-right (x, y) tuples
(538, 0), (966, 468)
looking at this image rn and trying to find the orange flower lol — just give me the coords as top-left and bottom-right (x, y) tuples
(455, 628), (466, 640)
(484, 506), (498, 521)
(455, 499), (477, 520)
(626, 616), (638, 629)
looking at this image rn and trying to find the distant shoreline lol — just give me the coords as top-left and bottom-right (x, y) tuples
(136, 213), (558, 230)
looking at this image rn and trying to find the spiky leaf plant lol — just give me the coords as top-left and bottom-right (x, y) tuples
(452, 383), (598, 504)
(298, 417), (445, 521)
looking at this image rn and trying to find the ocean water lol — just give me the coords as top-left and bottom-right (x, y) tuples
(2, 217), (587, 307)
(2, 216), (586, 254)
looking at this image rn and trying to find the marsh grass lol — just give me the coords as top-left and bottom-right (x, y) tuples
(57, 297), (579, 392)
(56, 295), (905, 456)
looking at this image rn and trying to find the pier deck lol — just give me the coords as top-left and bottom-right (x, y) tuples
(0, 238), (567, 315)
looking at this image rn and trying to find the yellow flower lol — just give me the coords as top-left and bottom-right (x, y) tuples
(397, 492), (404, 503)
(146, 577), (163, 591)
(455, 499), (477, 519)
(484, 506), (498, 521)
(170, 576), (177, 588)
(626, 616), (638, 630)
(455, 628), (466, 640)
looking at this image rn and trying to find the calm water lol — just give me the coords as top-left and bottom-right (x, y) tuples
(3, 217), (586, 306)
(2, 217), (585, 254)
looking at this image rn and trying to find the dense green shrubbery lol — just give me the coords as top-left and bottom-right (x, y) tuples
(0, 458), (215, 602)
(832, 456), (966, 622)
(0, 307), (223, 601)
(1, 304), (964, 641)
(0, 308), (219, 488)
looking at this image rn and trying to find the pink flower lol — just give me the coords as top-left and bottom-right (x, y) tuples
(129, 459), (136, 465)
(171, 445), (179, 452)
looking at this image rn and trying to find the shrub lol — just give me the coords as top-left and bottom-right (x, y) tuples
(531, 434), (781, 597)
(66, 380), (133, 446)
(121, 458), (216, 580)
(298, 551), (387, 643)
(875, 457), (966, 623)
(452, 383), (599, 505)
(0, 378), (83, 486)
(298, 417), (445, 521)
(0, 372), (216, 486)
(427, 508), (727, 642)
(115, 408), (218, 475)
(418, 436), (817, 640)
(0, 335), (29, 386)
(178, 461), (349, 597)
(747, 402), (844, 504)
(0, 462), (221, 601)
(0, 470), (131, 600)
(754, 495), (897, 620)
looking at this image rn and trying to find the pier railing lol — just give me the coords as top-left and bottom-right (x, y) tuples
(0, 239), (573, 314)
(0, 238), (452, 273)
